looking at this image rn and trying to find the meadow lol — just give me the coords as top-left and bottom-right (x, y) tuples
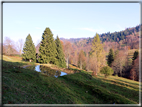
(2, 55), (140, 104)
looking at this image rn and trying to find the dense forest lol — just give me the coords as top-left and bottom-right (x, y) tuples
(100, 24), (141, 42)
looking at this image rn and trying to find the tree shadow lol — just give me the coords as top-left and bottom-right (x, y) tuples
(60, 72), (139, 104)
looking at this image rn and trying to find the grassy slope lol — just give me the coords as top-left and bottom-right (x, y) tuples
(127, 49), (140, 65)
(2, 55), (140, 104)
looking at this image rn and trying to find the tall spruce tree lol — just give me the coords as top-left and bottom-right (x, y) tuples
(22, 34), (36, 62)
(108, 48), (114, 66)
(38, 27), (57, 64)
(55, 36), (66, 68)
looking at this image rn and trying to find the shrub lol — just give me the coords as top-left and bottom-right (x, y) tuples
(100, 66), (114, 78)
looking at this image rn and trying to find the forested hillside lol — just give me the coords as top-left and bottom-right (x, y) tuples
(35, 24), (141, 55)
(60, 24), (141, 44)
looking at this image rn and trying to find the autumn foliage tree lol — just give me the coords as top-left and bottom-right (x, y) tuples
(60, 40), (64, 54)
(64, 41), (73, 68)
(78, 50), (86, 69)
(17, 39), (24, 56)
(3, 37), (18, 55)
(130, 55), (139, 81)
(89, 53), (98, 76)
(72, 50), (78, 66)
(111, 50), (127, 76)
(86, 52), (90, 71)
(89, 33), (106, 76)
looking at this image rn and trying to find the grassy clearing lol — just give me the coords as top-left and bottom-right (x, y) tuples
(127, 49), (140, 65)
(2, 55), (140, 104)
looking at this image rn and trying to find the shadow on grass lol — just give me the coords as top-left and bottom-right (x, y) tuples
(112, 78), (139, 86)
(101, 78), (139, 90)
(2, 60), (84, 104)
(59, 72), (139, 104)
(3, 60), (25, 66)
(2, 60), (139, 104)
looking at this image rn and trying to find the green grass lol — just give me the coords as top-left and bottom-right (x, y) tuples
(2, 55), (141, 104)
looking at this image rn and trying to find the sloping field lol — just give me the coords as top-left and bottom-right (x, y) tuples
(2, 55), (141, 104)
(127, 49), (139, 65)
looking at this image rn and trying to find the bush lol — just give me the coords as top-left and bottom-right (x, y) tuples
(100, 66), (114, 78)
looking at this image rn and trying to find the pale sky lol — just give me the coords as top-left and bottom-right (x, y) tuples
(3, 3), (140, 46)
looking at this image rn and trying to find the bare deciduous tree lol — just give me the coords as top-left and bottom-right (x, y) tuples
(78, 50), (86, 69)
(3, 37), (17, 55)
(86, 52), (90, 71)
(111, 50), (127, 76)
(90, 53), (98, 76)
(130, 55), (139, 81)
(64, 41), (73, 68)
(17, 39), (24, 56)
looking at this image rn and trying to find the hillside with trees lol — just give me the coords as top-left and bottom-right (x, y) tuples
(60, 24), (141, 54)
(33, 25), (140, 81)
(2, 25), (140, 105)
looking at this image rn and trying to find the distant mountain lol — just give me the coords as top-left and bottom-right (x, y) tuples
(60, 37), (89, 43)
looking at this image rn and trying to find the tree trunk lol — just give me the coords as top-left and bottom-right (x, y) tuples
(66, 59), (68, 68)
(133, 70), (134, 80)
(67, 55), (69, 69)
(80, 60), (82, 69)
(92, 71), (95, 76)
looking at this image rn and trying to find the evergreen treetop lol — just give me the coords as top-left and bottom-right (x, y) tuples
(55, 36), (66, 68)
(38, 27), (57, 64)
(108, 48), (114, 66)
(132, 50), (139, 63)
(22, 34), (36, 62)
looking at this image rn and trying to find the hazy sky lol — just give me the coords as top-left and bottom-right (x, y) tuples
(3, 3), (140, 46)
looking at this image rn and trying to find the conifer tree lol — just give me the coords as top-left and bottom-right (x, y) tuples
(132, 51), (138, 61)
(38, 27), (57, 64)
(55, 36), (66, 68)
(89, 33), (106, 75)
(108, 48), (114, 66)
(22, 34), (36, 62)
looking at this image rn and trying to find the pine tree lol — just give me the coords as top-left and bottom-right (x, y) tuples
(55, 36), (66, 68)
(89, 33), (106, 75)
(38, 27), (57, 64)
(108, 48), (114, 66)
(132, 51), (138, 61)
(22, 34), (36, 62)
